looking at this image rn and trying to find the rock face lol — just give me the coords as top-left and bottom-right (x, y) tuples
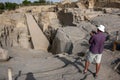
(0, 48), (8, 61)
(76, 2), (87, 9)
(51, 27), (87, 54)
(90, 14), (120, 33)
(38, 12), (61, 43)
(16, 22), (31, 48)
(88, 0), (95, 9)
(77, 21), (97, 33)
(38, 12), (61, 32)
(0, 13), (32, 49)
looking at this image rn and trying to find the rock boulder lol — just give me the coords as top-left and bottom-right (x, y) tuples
(51, 27), (87, 54)
(90, 14), (120, 33)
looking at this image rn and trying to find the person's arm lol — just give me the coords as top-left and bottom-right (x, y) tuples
(89, 36), (94, 44)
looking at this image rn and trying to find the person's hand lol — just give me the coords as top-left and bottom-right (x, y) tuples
(90, 31), (96, 36)
(90, 32), (93, 36)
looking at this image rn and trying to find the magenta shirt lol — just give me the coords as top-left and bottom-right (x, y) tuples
(89, 32), (106, 54)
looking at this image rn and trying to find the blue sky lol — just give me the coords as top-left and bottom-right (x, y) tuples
(0, 0), (78, 3)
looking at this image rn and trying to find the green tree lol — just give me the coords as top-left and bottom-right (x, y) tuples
(0, 3), (5, 10)
(39, 0), (46, 4)
(5, 2), (18, 10)
(0, 3), (5, 14)
(33, 1), (39, 3)
(22, 0), (31, 5)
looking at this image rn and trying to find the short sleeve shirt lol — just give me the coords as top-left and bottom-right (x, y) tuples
(89, 32), (106, 54)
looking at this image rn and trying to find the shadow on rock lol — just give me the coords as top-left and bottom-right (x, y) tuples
(80, 74), (88, 80)
(57, 57), (82, 73)
(25, 72), (36, 80)
(15, 71), (22, 80)
(80, 73), (94, 80)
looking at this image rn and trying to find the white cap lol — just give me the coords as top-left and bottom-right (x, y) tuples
(97, 25), (105, 32)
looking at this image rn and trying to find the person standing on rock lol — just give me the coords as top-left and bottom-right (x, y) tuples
(83, 25), (106, 78)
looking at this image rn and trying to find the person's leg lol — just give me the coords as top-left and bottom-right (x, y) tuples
(95, 54), (102, 76)
(96, 63), (101, 75)
(113, 41), (117, 51)
(84, 61), (90, 72)
(84, 51), (94, 73)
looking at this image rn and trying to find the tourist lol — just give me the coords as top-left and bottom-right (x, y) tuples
(83, 25), (106, 78)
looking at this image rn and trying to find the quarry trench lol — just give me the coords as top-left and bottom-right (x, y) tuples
(0, 2), (120, 80)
